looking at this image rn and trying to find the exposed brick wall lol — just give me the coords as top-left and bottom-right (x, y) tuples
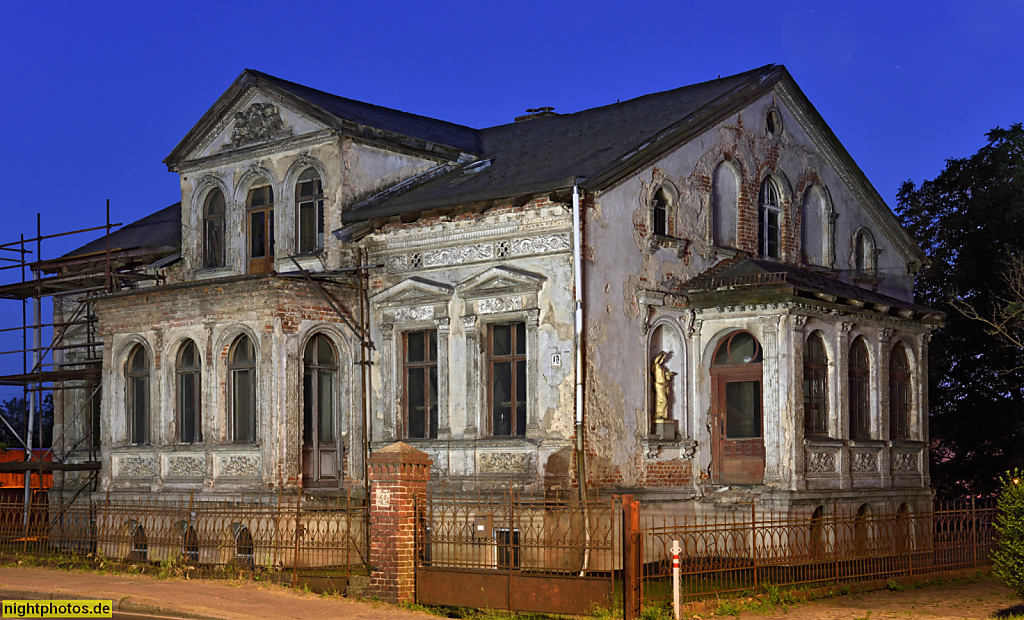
(367, 442), (431, 604)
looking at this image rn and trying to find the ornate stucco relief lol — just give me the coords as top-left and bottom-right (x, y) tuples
(477, 296), (523, 315)
(383, 233), (571, 273)
(478, 452), (531, 474)
(892, 453), (919, 473)
(230, 103), (290, 148)
(218, 455), (261, 477)
(166, 456), (205, 478)
(805, 451), (837, 473)
(851, 452), (879, 473)
(118, 457), (156, 477)
(392, 306), (435, 322)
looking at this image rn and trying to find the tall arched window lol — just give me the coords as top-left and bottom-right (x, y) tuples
(303, 334), (339, 485)
(228, 335), (257, 443)
(651, 186), (671, 237)
(126, 345), (149, 445)
(803, 331), (829, 437)
(246, 180), (275, 273)
(296, 168), (324, 254)
(711, 161), (738, 247)
(177, 340), (202, 444)
(854, 228), (876, 274)
(848, 337), (871, 440)
(758, 177), (782, 258)
(203, 189), (226, 269)
(889, 342), (911, 439)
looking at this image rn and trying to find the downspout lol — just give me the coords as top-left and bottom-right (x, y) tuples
(573, 182), (587, 501)
(573, 182), (591, 576)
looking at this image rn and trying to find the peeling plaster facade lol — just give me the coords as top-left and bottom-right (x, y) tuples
(51, 66), (935, 518)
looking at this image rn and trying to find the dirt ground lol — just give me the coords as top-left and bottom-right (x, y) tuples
(0, 565), (1020, 619)
(729, 578), (1023, 620)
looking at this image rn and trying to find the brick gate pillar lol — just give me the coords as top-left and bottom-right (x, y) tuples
(367, 442), (432, 604)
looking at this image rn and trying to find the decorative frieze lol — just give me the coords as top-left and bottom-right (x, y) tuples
(118, 457), (156, 477)
(892, 453), (919, 473)
(166, 456), (205, 478)
(383, 233), (571, 273)
(478, 452), (531, 474)
(478, 296), (523, 315)
(851, 452), (879, 473)
(805, 451), (837, 473)
(392, 306), (435, 323)
(424, 244), (493, 268)
(218, 455), (261, 477)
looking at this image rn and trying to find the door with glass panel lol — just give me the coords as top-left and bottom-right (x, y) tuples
(303, 335), (339, 487)
(710, 331), (765, 485)
(246, 182), (275, 274)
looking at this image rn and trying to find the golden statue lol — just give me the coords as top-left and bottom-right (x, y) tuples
(652, 351), (677, 421)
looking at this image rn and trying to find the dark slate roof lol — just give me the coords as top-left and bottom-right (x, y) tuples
(341, 64), (783, 224)
(62, 202), (181, 258)
(678, 258), (941, 317)
(248, 71), (482, 154)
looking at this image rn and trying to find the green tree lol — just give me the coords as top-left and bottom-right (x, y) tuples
(0, 395), (53, 449)
(993, 470), (1024, 600)
(896, 124), (1024, 498)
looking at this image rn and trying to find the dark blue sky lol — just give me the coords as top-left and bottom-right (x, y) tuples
(0, 0), (1021, 389)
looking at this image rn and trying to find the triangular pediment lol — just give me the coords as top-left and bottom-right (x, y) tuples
(456, 266), (546, 299)
(372, 277), (453, 307)
(182, 89), (329, 162)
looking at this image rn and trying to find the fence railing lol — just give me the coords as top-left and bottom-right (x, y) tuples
(0, 493), (369, 580)
(639, 499), (996, 609)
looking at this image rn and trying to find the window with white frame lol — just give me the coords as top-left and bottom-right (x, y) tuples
(296, 168), (324, 254)
(758, 177), (782, 258)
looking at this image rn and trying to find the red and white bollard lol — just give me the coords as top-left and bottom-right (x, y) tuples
(671, 539), (681, 620)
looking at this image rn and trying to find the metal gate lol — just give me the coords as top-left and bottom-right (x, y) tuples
(415, 491), (620, 615)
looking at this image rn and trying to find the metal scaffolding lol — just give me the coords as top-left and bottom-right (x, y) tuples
(0, 201), (165, 520)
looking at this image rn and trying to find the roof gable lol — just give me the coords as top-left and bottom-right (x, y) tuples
(165, 70), (481, 169)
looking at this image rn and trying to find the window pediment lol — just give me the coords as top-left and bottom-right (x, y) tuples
(456, 266), (545, 301)
(372, 277), (453, 308)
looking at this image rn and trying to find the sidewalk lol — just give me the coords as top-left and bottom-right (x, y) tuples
(0, 566), (433, 619)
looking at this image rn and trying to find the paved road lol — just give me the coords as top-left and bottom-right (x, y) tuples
(0, 565), (432, 619)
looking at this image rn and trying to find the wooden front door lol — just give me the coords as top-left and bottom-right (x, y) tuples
(710, 331), (766, 485)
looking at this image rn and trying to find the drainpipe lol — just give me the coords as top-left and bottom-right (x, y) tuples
(572, 182), (587, 502)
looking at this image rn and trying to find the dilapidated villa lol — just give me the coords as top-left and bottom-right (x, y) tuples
(49, 64), (939, 518)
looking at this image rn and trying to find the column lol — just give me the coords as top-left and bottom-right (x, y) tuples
(434, 318), (451, 439)
(461, 315), (480, 437)
(758, 314), (782, 485)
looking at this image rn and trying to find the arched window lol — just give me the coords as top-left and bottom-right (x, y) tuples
(177, 340), (202, 444)
(303, 335), (339, 485)
(228, 335), (257, 443)
(203, 189), (226, 269)
(126, 345), (149, 446)
(129, 523), (147, 561)
(651, 186), (671, 237)
(889, 342), (911, 439)
(182, 524), (199, 563)
(233, 523), (254, 567)
(758, 177), (782, 258)
(854, 228), (876, 274)
(803, 331), (829, 437)
(296, 168), (325, 254)
(810, 506), (825, 555)
(711, 161), (739, 247)
(802, 185), (828, 266)
(848, 337), (871, 440)
(246, 180), (275, 273)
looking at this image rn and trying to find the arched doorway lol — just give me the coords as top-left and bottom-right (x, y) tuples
(710, 331), (765, 484)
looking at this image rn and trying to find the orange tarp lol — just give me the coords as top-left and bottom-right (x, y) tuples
(0, 450), (52, 490)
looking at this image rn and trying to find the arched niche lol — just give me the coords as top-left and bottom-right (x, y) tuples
(712, 161), (739, 248)
(648, 322), (685, 439)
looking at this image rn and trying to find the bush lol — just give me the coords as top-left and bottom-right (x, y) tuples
(993, 469), (1024, 600)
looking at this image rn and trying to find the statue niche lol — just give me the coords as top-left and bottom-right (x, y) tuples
(649, 322), (684, 440)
